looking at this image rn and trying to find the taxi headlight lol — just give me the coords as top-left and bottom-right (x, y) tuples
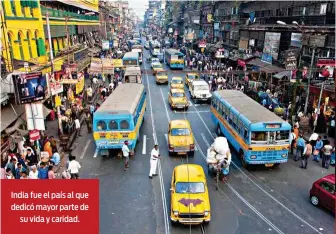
(204, 211), (209, 216)
(250, 155), (257, 159)
(173, 211), (179, 216)
(281, 154), (287, 158)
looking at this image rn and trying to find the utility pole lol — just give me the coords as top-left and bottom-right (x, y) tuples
(65, 16), (70, 64)
(46, 12), (55, 107)
(303, 47), (315, 115)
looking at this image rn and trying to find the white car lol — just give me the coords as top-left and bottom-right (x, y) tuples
(150, 58), (160, 68)
(189, 80), (212, 104)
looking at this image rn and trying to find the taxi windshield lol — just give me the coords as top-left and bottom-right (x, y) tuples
(188, 75), (198, 79)
(172, 92), (185, 97)
(158, 72), (167, 76)
(172, 79), (183, 84)
(175, 182), (205, 194)
(153, 64), (162, 68)
(171, 128), (190, 136)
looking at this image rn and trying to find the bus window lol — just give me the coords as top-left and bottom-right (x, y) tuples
(109, 120), (118, 130)
(97, 120), (107, 131)
(120, 120), (130, 130)
(276, 130), (290, 141)
(244, 128), (249, 140)
(251, 132), (267, 141)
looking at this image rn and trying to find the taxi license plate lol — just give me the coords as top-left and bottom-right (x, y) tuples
(265, 164), (274, 167)
(177, 152), (186, 155)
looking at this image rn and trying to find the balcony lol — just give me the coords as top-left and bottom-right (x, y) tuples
(41, 6), (99, 21)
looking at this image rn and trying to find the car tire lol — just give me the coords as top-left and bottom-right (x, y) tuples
(171, 219), (178, 226)
(188, 151), (195, 157)
(168, 151), (174, 157)
(204, 221), (210, 226)
(239, 150), (249, 169)
(310, 196), (319, 206)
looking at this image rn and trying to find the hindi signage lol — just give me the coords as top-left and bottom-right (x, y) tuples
(285, 50), (299, 70)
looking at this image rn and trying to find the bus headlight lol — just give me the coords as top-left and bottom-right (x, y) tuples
(281, 154), (287, 158)
(250, 155), (257, 159)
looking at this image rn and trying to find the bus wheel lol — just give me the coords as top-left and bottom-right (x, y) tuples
(216, 124), (222, 136)
(239, 150), (248, 169)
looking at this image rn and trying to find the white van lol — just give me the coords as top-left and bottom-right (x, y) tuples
(189, 80), (212, 103)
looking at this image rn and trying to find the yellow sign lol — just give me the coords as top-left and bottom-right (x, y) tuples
(207, 14), (213, 23)
(55, 96), (61, 107)
(112, 59), (123, 68)
(75, 75), (85, 94)
(201, 48), (205, 53)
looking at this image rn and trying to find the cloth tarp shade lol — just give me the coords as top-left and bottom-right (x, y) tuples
(54, 0), (98, 12)
(43, 25), (76, 39)
(1, 104), (25, 133)
(273, 70), (291, 79)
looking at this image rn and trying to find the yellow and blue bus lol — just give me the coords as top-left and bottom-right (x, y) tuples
(211, 90), (291, 168)
(122, 52), (139, 67)
(93, 83), (146, 156)
(164, 49), (184, 69)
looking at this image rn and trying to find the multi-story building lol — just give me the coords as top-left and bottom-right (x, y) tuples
(1, 0), (100, 75)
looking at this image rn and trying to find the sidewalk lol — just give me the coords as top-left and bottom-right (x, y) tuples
(44, 79), (103, 176)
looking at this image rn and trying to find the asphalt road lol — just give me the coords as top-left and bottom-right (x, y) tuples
(71, 47), (335, 234)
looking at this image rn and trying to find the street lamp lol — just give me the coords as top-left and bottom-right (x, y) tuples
(276, 20), (286, 25)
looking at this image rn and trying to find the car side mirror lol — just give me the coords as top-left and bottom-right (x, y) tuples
(170, 188), (174, 192)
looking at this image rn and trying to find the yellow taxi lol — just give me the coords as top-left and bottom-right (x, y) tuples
(185, 73), (200, 88)
(170, 77), (184, 90)
(155, 69), (168, 84)
(170, 164), (211, 225)
(152, 62), (163, 75)
(168, 120), (195, 156)
(168, 89), (189, 110)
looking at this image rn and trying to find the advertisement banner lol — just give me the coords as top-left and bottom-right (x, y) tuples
(112, 59), (123, 68)
(75, 73), (85, 94)
(55, 96), (61, 107)
(29, 129), (40, 141)
(290, 33), (302, 48)
(102, 58), (114, 74)
(317, 58), (335, 79)
(89, 58), (103, 74)
(263, 32), (281, 61)
(239, 39), (249, 50)
(61, 64), (78, 84)
(261, 53), (272, 64)
(12, 72), (47, 105)
(46, 73), (63, 96)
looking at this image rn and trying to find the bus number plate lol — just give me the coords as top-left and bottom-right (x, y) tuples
(265, 164), (274, 167)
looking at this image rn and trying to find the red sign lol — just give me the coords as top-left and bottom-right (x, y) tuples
(1, 180), (99, 234)
(29, 129), (40, 141)
(317, 58), (336, 67)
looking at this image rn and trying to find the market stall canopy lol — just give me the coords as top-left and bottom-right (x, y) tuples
(273, 70), (292, 79)
(247, 58), (284, 73)
(1, 104), (25, 133)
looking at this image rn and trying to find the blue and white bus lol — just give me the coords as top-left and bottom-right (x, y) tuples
(122, 52), (139, 67)
(211, 90), (291, 169)
(164, 49), (184, 69)
(93, 83), (146, 156)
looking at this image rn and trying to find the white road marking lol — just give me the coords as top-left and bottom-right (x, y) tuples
(144, 61), (170, 234)
(188, 101), (193, 106)
(80, 139), (92, 159)
(191, 104), (323, 234)
(201, 133), (210, 148)
(212, 132), (218, 138)
(93, 150), (98, 158)
(194, 104), (200, 106)
(173, 110), (210, 114)
(142, 135), (146, 155)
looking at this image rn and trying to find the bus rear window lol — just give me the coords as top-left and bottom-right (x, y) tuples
(120, 120), (130, 130)
(109, 120), (118, 130)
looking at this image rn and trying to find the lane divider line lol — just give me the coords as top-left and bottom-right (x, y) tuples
(191, 103), (323, 234)
(80, 139), (92, 159)
(144, 60), (170, 234)
(201, 133), (210, 148)
(142, 135), (147, 155)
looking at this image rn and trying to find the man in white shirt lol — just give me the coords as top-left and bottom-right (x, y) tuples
(86, 86), (93, 101)
(149, 145), (161, 179)
(75, 118), (81, 137)
(122, 141), (130, 171)
(68, 156), (81, 179)
(29, 165), (39, 179)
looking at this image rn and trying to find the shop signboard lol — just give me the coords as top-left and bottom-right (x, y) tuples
(112, 59), (123, 68)
(261, 53), (272, 64)
(89, 58), (103, 73)
(309, 35), (326, 47)
(263, 32), (281, 61)
(75, 73), (85, 94)
(198, 41), (206, 48)
(29, 129), (40, 141)
(12, 72), (47, 105)
(102, 40), (110, 50)
(285, 49), (299, 70)
(61, 64), (78, 84)
(290, 33), (302, 48)
(102, 58), (114, 74)
(215, 49), (225, 58)
(317, 58), (335, 79)
(25, 103), (45, 130)
(239, 39), (248, 50)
